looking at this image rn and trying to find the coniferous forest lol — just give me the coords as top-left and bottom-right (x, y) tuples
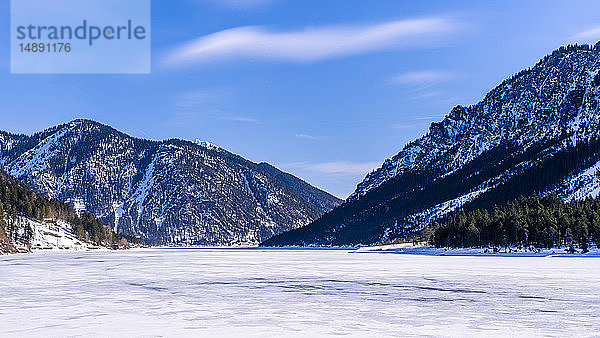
(0, 169), (124, 249)
(430, 194), (600, 251)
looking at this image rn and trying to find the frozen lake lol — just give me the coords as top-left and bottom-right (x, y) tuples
(1, 248), (599, 337)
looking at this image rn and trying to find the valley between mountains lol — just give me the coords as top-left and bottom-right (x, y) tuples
(5, 43), (600, 249)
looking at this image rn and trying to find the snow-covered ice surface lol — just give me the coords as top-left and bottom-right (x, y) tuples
(1, 248), (600, 337)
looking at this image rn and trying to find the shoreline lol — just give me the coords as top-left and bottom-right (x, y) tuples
(5, 244), (600, 257)
(355, 243), (600, 257)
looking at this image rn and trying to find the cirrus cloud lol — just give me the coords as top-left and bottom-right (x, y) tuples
(391, 70), (459, 86)
(164, 17), (462, 66)
(295, 133), (325, 140)
(572, 25), (600, 42)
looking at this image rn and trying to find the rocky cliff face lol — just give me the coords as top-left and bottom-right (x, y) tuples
(264, 43), (600, 246)
(0, 120), (341, 245)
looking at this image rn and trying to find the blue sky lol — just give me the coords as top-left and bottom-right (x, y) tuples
(2, 0), (600, 198)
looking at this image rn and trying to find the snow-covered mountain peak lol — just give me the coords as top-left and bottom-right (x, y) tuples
(194, 139), (221, 151)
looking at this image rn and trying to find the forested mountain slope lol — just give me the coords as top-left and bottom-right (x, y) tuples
(0, 120), (341, 245)
(264, 43), (600, 246)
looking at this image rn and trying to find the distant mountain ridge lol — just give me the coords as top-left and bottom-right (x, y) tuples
(0, 120), (342, 245)
(264, 43), (600, 246)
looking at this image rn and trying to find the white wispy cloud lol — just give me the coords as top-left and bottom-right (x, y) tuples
(175, 89), (224, 109)
(391, 70), (462, 100)
(414, 114), (446, 120)
(226, 116), (259, 123)
(295, 133), (325, 140)
(164, 17), (461, 66)
(170, 89), (259, 125)
(283, 161), (380, 176)
(572, 25), (600, 42)
(391, 70), (459, 86)
(392, 114), (446, 129)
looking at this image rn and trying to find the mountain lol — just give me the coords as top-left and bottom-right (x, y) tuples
(0, 120), (342, 246)
(263, 43), (600, 247)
